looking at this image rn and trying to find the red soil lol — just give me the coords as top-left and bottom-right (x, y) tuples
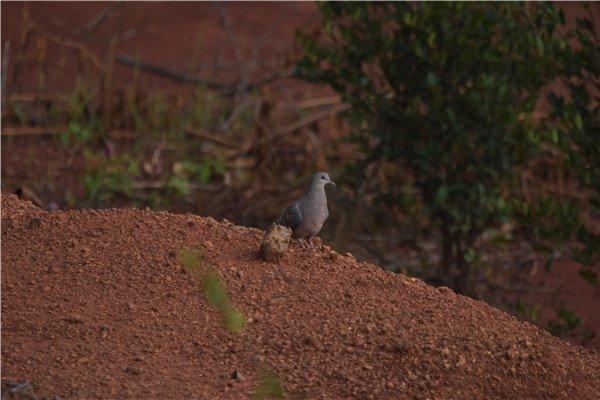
(2, 194), (599, 399)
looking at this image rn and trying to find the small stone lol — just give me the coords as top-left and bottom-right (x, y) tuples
(455, 355), (467, 368)
(304, 335), (316, 346)
(231, 370), (245, 381)
(387, 381), (395, 389)
(64, 314), (84, 324)
(2, 218), (14, 230)
(100, 325), (110, 338)
(259, 224), (291, 262)
(407, 372), (417, 381)
(26, 217), (42, 229)
(344, 252), (356, 261)
(355, 335), (366, 347)
(124, 366), (143, 375)
(203, 240), (213, 249)
(395, 339), (411, 353)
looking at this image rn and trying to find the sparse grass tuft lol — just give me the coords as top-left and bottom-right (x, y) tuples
(222, 306), (245, 334)
(252, 370), (285, 400)
(178, 246), (245, 334)
(179, 246), (202, 271)
(202, 272), (228, 310)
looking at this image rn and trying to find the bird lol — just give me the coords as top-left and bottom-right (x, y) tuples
(275, 171), (335, 249)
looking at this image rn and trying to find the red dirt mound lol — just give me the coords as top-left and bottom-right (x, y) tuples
(2, 194), (599, 399)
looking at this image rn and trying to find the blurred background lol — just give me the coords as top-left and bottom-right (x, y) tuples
(1, 2), (598, 349)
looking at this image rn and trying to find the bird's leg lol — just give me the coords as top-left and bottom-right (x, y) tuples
(298, 239), (308, 250)
(308, 235), (320, 250)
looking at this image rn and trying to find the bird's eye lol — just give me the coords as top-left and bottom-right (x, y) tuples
(321, 176), (326, 180)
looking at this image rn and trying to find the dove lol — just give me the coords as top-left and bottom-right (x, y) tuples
(275, 172), (335, 249)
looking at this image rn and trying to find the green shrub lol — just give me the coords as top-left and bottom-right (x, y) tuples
(516, 6), (599, 283)
(296, 3), (565, 293)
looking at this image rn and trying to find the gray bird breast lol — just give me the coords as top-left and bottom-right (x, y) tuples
(293, 189), (329, 239)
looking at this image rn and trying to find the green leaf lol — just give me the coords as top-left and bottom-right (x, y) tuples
(426, 72), (440, 87)
(549, 128), (558, 144)
(574, 113), (583, 130)
(434, 186), (448, 207)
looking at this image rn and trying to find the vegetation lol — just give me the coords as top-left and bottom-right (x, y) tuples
(179, 246), (245, 334)
(3, 3), (598, 342)
(296, 2), (598, 295)
(178, 246), (284, 397)
(252, 370), (285, 400)
(516, 7), (600, 282)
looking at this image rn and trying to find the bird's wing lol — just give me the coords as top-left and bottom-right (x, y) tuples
(277, 201), (302, 230)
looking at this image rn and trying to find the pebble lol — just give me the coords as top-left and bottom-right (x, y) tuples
(124, 366), (143, 375)
(231, 370), (245, 381)
(64, 314), (84, 324)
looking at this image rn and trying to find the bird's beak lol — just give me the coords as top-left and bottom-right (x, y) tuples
(328, 178), (336, 187)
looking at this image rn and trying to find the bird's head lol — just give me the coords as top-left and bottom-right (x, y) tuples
(312, 171), (335, 188)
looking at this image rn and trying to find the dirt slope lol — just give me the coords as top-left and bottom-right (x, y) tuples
(2, 194), (599, 400)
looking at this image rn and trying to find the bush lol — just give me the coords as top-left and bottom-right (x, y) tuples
(516, 6), (599, 283)
(296, 3), (572, 293)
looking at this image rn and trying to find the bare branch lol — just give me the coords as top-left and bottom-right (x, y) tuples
(1, 126), (67, 136)
(33, 27), (103, 72)
(212, 2), (247, 92)
(0, 126), (138, 138)
(1, 39), (10, 104)
(76, 2), (124, 35)
(5, 92), (69, 102)
(296, 96), (342, 109)
(230, 104), (350, 158)
(115, 55), (290, 95)
(184, 128), (239, 149)
(257, 104), (350, 146)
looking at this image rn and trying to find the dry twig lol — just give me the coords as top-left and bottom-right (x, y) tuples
(76, 1), (124, 35)
(115, 55), (290, 95)
(252, 104), (350, 147)
(32, 27), (103, 72)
